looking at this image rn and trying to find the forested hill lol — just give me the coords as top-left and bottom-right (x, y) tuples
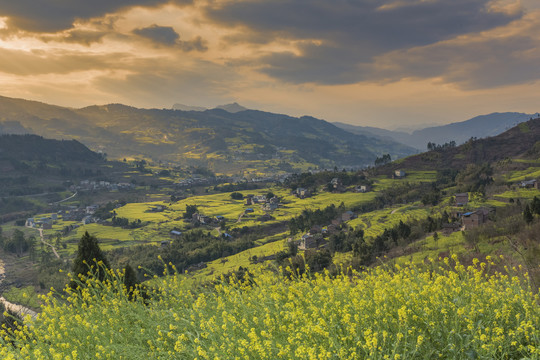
(385, 117), (540, 172)
(0, 134), (103, 164)
(0, 96), (416, 173)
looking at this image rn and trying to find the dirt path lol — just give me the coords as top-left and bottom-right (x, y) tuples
(237, 211), (246, 223)
(50, 191), (77, 205)
(38, 228), (60, 259)
(390, 208), (399, 215)
(0, 260), (38, 319)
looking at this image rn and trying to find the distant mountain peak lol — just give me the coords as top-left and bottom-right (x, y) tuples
(172, 103), (207, 112)
(214, 103), (248, 113)
(172, 102), (248, 113)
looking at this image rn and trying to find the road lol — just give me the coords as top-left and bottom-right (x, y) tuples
(0, 260), (38, 319)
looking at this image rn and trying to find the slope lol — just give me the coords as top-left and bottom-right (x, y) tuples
(0, 96), (416, 173)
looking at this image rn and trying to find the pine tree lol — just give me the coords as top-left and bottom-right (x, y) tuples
(523, 204), (533, 225)
(72, 231), (109, 284)
(123, 264), (139, 292)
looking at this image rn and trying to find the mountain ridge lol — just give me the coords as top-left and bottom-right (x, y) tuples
(0, 96), (415, 174)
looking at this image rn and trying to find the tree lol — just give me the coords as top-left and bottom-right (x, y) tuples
(184, 204), (198, 219)
(72, 231), (110, 285)
(523, 204), (533, 225)
(123, 264), (140, 299)
(230, 192), (243, 200)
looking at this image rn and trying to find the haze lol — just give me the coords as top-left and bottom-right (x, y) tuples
(0, 0), (539, 128)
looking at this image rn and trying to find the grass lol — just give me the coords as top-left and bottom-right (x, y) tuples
(2, 285), (40, 310)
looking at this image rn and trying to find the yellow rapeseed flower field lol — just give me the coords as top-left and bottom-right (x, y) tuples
(1, 257), (538, 359)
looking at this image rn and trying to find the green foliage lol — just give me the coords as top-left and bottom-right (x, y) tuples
(523, 204), (533, 224)
(72, 231), (110, 285)
(184, 204), (198, 219)
(456, 163), (494, 193)
(230, 192), (244, 200)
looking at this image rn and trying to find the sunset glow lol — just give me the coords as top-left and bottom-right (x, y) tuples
(0, 0), (539, 127)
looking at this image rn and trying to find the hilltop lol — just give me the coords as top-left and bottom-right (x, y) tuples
(0, 96), (415, 174)
(335, 112), (534, 150)
(384, 117), (540, 171)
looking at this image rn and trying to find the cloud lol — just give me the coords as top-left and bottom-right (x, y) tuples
(133, 24), (208, 51)
(0, 0), (193, 33)
(206, 0), (523, 85)
(369, 12), (540, 88)
(133, 24), (179, 46)
(0, 48), (130, 75)
(40, 30), (108, 46)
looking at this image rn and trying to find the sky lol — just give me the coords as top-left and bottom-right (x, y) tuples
(0, 0), (539, 129)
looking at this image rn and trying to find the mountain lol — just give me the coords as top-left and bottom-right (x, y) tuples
(214, 103), (248, 113)
(0, 96), (416, 173)
(335, 112), (534, 150)
(172, 102), (249, 113)
(172, 103), (207, 111)
(383, 117), (540, 171)
(0, 134), (103, 164)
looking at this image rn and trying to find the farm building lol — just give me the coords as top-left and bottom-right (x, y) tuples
(462, 209), (489, 230)
(455, 193), (469, 206)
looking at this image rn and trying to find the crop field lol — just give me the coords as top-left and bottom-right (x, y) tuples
(193, 232), (290, 281)
(503, 167), (540, 182)
(2, 257), (537, 359)
(348, 203), (430, 239)
(494, 188), (540, 201)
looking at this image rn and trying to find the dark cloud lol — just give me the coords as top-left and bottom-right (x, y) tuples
(371, 32), (540, 88)
(207, 0), (523, 85)
(0, 0), (193, 33)
(133, 24), (208, 51)
(133, 24), (179, 46)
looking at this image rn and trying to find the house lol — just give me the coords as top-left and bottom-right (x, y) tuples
(82, 216), (94, 225)
(245, 197), (253, 205)
(520, 179), (537, 188)
(341, 211), (356, 222)
(170, 230), (182, 239)
(25, 218), (35, 227)
(394, 170), (406, 179)
(160, 240), (170, 247)
(462, 209), (489, 230)
(86, 205), (99, 214)
(222, 233), (233, 240)
(299, 234), (321, 250)
(253, 195), (266, 204)
(294, 188), (312, 199)
(442, 223), (461, 235)
(215, 215), (225, 221)
(245, 208), (254, 213)
(149, 205), (165, 212)
(455, 193), (469, 206)
(262, 203), (278, 211)
(356, 185), (371, 193)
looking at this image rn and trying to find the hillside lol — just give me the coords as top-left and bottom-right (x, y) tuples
(380, 117), (540, 171)
(0, 134), (103, 164)
(335, 112), (534, 150)
(0, 96), (416, 173)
